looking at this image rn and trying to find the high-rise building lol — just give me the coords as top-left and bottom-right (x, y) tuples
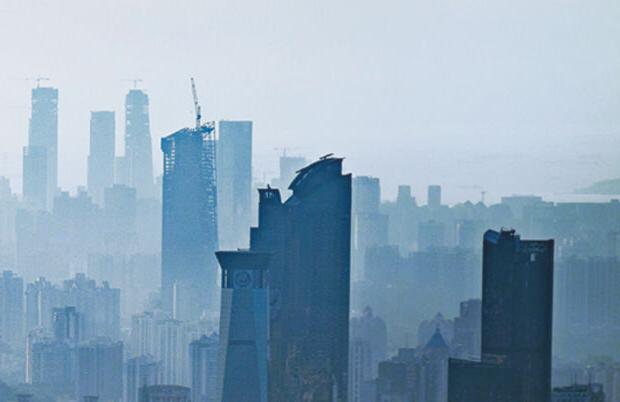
(216, 120), (252, 249)
(23, 86), (58, 210)
(447, 229), (554, 402)
(87, 111), (116, 205)
(348, 307), (387, 402)
(452, 299), (481, 360)
(125, 89), (154, 198)
(0, 270), (24, 347)
(130, 311), (157, 358)
(125, 354), (160, 402)
(251, 156), (352, 402)
(29, 338), (73, 392)
(190, 334), (219, 402)
(25, 277), (65, 333)
(153, 319), (188, 386)
(427, 185), (442, 208)
(351, 176), (388, 282)
(270, 154), (307, 196)
(215, 251), (269, 402)
(161, 125), (218, 320)
(22, 146), (48, 209)
(75, 339), (123, 402)
(52, 306), (82, 345)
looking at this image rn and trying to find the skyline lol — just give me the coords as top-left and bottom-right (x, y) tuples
(0, 0), (619, 203)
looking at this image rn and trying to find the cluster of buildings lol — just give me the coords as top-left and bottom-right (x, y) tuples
(0, 82), (619, 402)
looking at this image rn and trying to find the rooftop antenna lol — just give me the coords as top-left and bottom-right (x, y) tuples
(122, 78), (143, 89)
(190, 77), (202, 129)
(26, 77), (50, 87)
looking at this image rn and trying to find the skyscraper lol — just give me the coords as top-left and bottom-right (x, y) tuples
(448, 229), (554, 402)
(52, 306), (82, 345)
(215, 251), (269, 402)
(23, 86), (58, 210)
(251, 156), (352, 402)
(427, 185), (442, 208)
(0, 270), (24, 347)
(161, 125), (218, 320)
(87, 111), (116, 205)
(125, 89), (154, 198)
(216, 120), (252, 249)
(125, 354), (160, 402)
(190, 334), (219, 402)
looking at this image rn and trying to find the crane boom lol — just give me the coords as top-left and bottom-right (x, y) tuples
(190, 77), (202, 129)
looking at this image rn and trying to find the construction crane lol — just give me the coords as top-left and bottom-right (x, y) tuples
(190, 77), (202, 129)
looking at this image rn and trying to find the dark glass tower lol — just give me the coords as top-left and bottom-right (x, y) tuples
(161, 125), (218, 321)
(448, 229), (554, 402)
(125, 89), (154, 198)
(250, 156), (352, 402)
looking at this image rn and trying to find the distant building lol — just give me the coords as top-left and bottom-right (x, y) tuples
(153, 319), (188, 386)
(552, 384), (605, 402)
(215, 251), (269, 402)
(351, 176), (388, 282)
(448, 229), (554, 402)
(29, 337), (73, 392)
(270, 154), (307, 197)
(75, 339), (123, 402)
(87, 111), (116, 205)
(251, 156), (351, 402)
(418, 220), (446, 251)
(452, 299), (481, 360)
(0, 270), (24, 347)
(52, 306), (82, 345)
(125, 354), (160, 402)
(161, 124), (218, 320)
(428, 185), (442, 208)
(217, 120), (252, 249)
(130, 311), (157, 358)
(418, 312), (454, 347)
(25, 277), (64, 333)
(190, 333), (219, 402)
(125, 89), (154, 198)
(23, 86), (58, 210)
(140, 385), (191, 402)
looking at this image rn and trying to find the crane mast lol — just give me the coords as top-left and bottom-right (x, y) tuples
(190, 77), (202, 129)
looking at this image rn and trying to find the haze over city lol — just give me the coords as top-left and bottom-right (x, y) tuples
(0, 1), (619, 402)
(1, 0), (619, 202)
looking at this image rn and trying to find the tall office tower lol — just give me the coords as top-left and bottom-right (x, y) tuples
(251, 156), (352, 402)
(141, 385), (191, 402)
(452, 299), (481, 360)
(215, 251), (269, 402)
(161, 125), (218, 320)
(427, 185), (441, 208)
(75, 340), (123, 402)
(190, 333), (219, 402)
(448, 229), (554, 402)
(125, 89), (154, 198)
(216, 120), (252, 249)
(87, 111), (116, 205)
(52, 306), (81, 345)
(154, 319), (189, 386)
(351, 176), (388, 282)
(125, 355), (160, 402)
(22, 86), (58, 210)
(25, 277), (65, 333)
(0, 270), (24, 347)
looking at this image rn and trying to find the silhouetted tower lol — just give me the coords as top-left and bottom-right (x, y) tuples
(251, 156), (352, 402)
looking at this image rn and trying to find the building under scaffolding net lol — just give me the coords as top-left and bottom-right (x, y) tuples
(161, 121), (218, 320)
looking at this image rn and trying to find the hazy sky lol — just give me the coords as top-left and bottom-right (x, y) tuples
(0, 0), (619, 203)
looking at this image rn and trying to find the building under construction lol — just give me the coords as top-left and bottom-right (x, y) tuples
(160, 80), (219, 320)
